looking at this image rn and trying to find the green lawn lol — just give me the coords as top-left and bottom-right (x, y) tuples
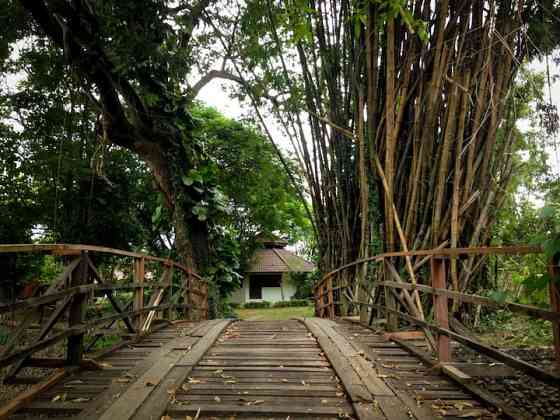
(235, 306), (315, 320)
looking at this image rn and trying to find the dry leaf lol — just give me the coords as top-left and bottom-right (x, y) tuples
(454, 402), (474, 410)
(70, 397), (90, 403)
(224, 380), (237, 384)
(65, 380), (84, 385)
(458, 410), (485, 418)
(187, 377), (201, 384)
(282, 379), (289, 383)
(321, 399), (329, 404)
(99, 362), (112, 368)
(185, 416), (193, 420)
(336, 392), (344, 397)
(51, 393), (67, 402)
(116, 378), (131, 383)
(145, 380), (159, 387)
(214, 396), (221, 403)
(160, 416), (171, 420)
(246, 400), (264, 406)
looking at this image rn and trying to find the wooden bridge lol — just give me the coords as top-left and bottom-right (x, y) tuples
(0, 244), (559, 419)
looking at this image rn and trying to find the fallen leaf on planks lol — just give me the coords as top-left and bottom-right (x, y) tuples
(246, 400), (264, 406)
(51, 393), (67, 402)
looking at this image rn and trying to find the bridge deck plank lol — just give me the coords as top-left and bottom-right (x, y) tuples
(5, 318), (517, 420)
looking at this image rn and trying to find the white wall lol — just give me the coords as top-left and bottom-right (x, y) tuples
(228, 274), (297, 304)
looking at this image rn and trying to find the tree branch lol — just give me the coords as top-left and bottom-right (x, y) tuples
(190, 69), (244, 98)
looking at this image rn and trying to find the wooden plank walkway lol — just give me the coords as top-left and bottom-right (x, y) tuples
(5, 318), (509, 419)
(8, 319), (221, 418)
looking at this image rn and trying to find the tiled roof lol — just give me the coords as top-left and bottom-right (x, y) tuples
(246, 248), (315, 273)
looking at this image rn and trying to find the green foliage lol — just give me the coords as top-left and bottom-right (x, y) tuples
(86, 334), (121, 352)
(205, 226), (243, 298)
(243, 301), (271, 309)
(287, 271), (317, 299)
(477, 311), (553, 348)
(0, 325), (9, 345)
(38, 255), (63, 284)
(488, 66), (559, 307)
(271, 299), (311, 308)
(191, 104), (311, 246)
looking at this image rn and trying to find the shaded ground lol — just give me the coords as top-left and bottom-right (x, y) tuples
(235, 305), (314, 320)
(454, 345), (559, 419)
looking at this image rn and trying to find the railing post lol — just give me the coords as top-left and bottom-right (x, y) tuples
(133, 257), (145, 331)
(548, 258), (560, 370)
(67, 251), (88, 365)
(383, 259), (398, 331)
(184, 270), (193, 321)
(431, 257), (450, 363)
(167, 264), (174, 321)
(320, 282), (325, 318)
(313, 284), (321, 317)
(327, 275), (334, 319)
(359, 261), (369, 323)
(203, 281), (209, 319)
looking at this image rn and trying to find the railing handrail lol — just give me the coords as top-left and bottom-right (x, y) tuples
(317, 245), (544, 287)
(0, 243), (205, 281)
(312, 243), (560, 387)
(0, 244), (209, 379)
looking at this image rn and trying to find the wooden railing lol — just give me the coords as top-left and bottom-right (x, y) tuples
(314, 245), (560, 387)
(0, 244), (208, 384)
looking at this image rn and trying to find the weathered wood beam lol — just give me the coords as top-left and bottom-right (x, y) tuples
(359, 301), (560, 387)
(86, 255), (135, 333)
(377, 281), (560, 322)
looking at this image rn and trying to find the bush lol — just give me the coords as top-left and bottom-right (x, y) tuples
(243, 301), (271, 309)
(221, 302), (240, 318)
(272, 299), (311, 308)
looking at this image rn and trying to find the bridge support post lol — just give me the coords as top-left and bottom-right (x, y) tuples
(67, 251), (88, 366)
(383, 259), (398, 331)
(431, 257), (450, 363)
(548, 258), (560, 371)
(167, 265), (174, 321)
(184, 270), (193, 321)
(133, 257), (145, 331)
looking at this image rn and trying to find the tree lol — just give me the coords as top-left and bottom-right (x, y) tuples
(201, 0), (560, 317)
(10, 0), (224, 270)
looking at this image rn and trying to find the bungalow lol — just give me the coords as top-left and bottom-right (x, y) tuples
(229, 236), (315, 304)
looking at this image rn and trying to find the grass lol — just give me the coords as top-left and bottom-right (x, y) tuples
(235, 305), (315, 321)
(476, 311), (553, 348)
